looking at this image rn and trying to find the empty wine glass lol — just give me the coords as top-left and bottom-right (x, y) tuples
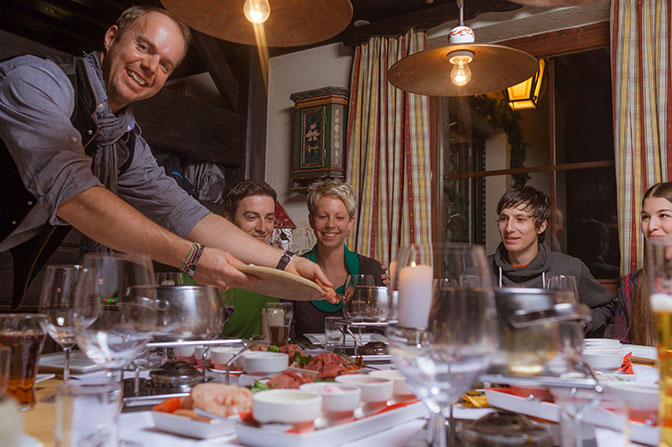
(39, 265), (87, 383)
(73, 252), (158, 377)
(387, 243), (498, 447)
(545, 274), (579, 303)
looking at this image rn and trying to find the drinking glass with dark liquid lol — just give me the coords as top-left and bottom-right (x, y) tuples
(262, 302), (293, 346)
(0, 314), (47, 411)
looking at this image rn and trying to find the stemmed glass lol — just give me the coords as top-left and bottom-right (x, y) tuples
(545, 274), (579, 303)
(343, 274), (376, 345)
(387, 243), (498, 447)
(39, 265), (87, 383)
(73, 252), (157, 446)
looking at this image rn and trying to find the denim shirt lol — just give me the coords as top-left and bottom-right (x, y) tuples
(0, 54), (208, 251)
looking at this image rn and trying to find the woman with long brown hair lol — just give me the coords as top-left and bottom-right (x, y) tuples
(612, 181), (672, 346)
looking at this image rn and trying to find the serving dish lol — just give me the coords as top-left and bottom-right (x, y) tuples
(151, 410), (236, 439)
(304, 333), (387, 347)
(236, 400), (427, 447)
(623, 344), (657, 364)
(484, 388), (658, 446)
(237, 265), (323, 301)
(38, 351), (100, 374)
(244, 352), (289, 375)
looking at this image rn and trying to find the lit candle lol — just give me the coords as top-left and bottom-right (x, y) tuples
(397, 263), (433, 328)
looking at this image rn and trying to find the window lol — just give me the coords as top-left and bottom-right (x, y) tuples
(437, 25), (619, 280)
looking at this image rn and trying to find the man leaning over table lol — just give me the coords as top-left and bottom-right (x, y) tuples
(488, 186), (616, 337)
(219, 179), (280, 339)
(0, 5), (336, 308)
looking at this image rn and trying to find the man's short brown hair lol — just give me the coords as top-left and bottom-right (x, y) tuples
(224, 179), (277, 216)
(496, 186), (550, 243)
(114, 6), (191, 58)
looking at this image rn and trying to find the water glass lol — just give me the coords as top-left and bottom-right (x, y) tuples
(0, 313), (47, 411)
(55, 378), (121, 447)
(324, 316), (344, 349)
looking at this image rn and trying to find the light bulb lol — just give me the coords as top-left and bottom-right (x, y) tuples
(243, 0), (271, 24)
(448, 50), (474, 88)
(450, 60), (471, 87)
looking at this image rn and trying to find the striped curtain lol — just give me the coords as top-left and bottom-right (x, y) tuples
(612, 0), (672, 274)
(345, 29), (432, 266)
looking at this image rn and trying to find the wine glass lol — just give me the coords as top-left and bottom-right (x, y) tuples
(39, 265), (87, 383)
(545, 274), (579, 303)
(343, 274), (376, 345)
(73, 252), (157, 376)
(387, 243), (498, 447)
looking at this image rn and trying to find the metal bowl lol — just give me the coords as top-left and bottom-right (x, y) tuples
(343, 286), (390, 322)
(492, 287), (590, 377)
(141, 285), (226, 341)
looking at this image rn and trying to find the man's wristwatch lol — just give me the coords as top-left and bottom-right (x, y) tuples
(275, 250), (294, 271)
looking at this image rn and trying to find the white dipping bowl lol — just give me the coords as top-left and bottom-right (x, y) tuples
(193, 345), (212, 360)
(370, 370), (412, 396)
(583, 338), (621, 348)
(253, 389), (322, 424)
(604, 381), (659, 421)
(211, 347), (243, 369)
(244, 352), (288, 375)
(335, 375), (394, 403)
(173, 345), (195, 357)
(581, 348), (623, 371)
(299, 382), (361, 413)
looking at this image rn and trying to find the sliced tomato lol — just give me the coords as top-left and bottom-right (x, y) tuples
(153, 397), (182, 413)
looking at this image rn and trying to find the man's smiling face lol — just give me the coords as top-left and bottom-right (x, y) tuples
(101, 11), (185, 114)
(498, 202), (547, 264)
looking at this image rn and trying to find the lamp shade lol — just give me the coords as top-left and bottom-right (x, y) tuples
(388, 44), (539, 97)
(160, 0), (353, 47)
(504, 59), (546, 110)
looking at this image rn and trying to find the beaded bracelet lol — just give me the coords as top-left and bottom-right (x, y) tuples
(180, 242), (205, 277)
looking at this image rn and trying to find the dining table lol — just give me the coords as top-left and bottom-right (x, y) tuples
(22, 371), (437, 447)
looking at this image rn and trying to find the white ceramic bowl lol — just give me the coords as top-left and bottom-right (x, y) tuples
(299, 382), (361, 413)
(583, 338), (621, 348)
(369, 369), (412, 396)
(193, 346), (212, 360)
(335, 375), (394, 403)
(253, 389), (322, 424)
(604, 381), (659, 421)
(243, 352), (288, 374)
(211, 347), (243, 369)
(581, 348), (623, 371)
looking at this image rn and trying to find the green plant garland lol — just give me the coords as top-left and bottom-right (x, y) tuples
(471, 94), (530, 187)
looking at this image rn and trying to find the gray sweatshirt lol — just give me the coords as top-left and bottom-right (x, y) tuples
(488, 242), (616, 337)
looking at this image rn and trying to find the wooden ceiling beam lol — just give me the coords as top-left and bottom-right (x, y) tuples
(192, 30), (240, 111)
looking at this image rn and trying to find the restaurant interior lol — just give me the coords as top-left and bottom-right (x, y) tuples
(0, 0), (668, 446)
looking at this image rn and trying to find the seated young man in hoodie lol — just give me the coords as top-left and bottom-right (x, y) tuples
(489, 186), (616, 337)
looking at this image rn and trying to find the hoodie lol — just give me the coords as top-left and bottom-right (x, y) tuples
(488, 242), (616, 337)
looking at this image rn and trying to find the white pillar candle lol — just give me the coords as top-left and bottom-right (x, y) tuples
(397, 263), (433, 328)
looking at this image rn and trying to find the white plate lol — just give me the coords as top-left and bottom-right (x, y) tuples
(623, 344), (657, 364)
(236, 401), (427, 447)
(151, 411), (236, 439)
(484, 389), (658, 446)
(38, 351), (100, 374)
(304, 333), (387, 347)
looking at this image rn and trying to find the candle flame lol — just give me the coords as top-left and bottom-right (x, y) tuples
(411, 261), (417, 268)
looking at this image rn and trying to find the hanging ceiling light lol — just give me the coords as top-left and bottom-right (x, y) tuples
(160, 0), (353, 47)
(504, 59), (546, 110)
(388, 0), (539, 97)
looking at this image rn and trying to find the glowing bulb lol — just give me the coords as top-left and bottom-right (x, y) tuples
(243, 0), (271, 24)
(450, 60), (471, 87)
(448, 50), (474, 88)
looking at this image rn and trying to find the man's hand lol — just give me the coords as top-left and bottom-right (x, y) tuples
(380, 264), (390, 287)
(191, 247), (260, 290)
(285, 257), (338, 303)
